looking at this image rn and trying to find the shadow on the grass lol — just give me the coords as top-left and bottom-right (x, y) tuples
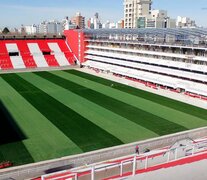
(0, 101), (27, 145)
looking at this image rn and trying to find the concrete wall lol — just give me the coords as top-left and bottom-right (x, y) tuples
(64, 30), (87, 63)
(1, 127), (207, 180)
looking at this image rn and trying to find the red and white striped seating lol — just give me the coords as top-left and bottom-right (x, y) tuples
(0, 39), (76, 71)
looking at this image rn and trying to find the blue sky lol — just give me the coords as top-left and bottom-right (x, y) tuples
(0, 0), (207, 28)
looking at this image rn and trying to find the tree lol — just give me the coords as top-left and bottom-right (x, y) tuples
(2, 27), (10, 34)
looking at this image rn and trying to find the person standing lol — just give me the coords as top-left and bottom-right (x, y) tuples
(135, 145), (139, 154)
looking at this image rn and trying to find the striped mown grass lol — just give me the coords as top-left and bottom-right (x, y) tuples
(35, 71), (188, 135)
(50, 70), (207, 130)
(0, 69), (207, 166)
(19, 72), (158, 143)
(67, 70), (207, 120)
(1, 74), (123, 152)
(0, 76), (82, 164)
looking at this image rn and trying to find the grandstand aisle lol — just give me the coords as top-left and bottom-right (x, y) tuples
(6, 44), (26, 69)
(48, 43), (71, 66)
(27, 43), (49, 68)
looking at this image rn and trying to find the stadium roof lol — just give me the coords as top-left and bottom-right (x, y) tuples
(82, 28), (207, 46)
(83, 28), (207, 38)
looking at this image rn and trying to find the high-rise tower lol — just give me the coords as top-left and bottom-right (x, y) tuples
(124, 0), (152, 28)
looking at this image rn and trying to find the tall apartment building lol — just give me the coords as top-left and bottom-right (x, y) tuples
(124, 0), (152, 28)
(71, 12), (85, 29)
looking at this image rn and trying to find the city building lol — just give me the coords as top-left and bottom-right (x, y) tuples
(124, 0), (152, 28)
(87, 13), (102, 29)
(37, 22), (46, 34)
(167, 18), (177, 28)
(25, 24), (37, 35)
(87, 18), (93, 29)
(124, 0), (176, 29)
(37, 20), (63, 34)
(144, 10), (176, 28)
(117, 19), (125, 29)
(62, 16), (70, 30)
(18, 25), (26, 34)
(71, 12), (85, 29)
(93, 13), (102, 29)
(177, 16), (196, 28)
(102, 20), (124, 29)
(62, 16), (77, 30)
(102, 21), (112, 29)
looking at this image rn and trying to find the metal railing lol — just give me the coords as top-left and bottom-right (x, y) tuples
(42, 139), (207, 180)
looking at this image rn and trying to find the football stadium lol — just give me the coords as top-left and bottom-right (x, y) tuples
(0, 28), (207, 179)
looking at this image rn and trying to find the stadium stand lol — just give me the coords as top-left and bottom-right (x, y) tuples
(0, 42), (13, 70)
(85, 54), (207, 82)
(0, 38), (77, 71)
(84, 61), (207, 96)
(86, 50), (207, 73)
(72, 28), (207, 99)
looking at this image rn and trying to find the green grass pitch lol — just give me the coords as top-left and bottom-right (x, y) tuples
(0, 69), (207, 166)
